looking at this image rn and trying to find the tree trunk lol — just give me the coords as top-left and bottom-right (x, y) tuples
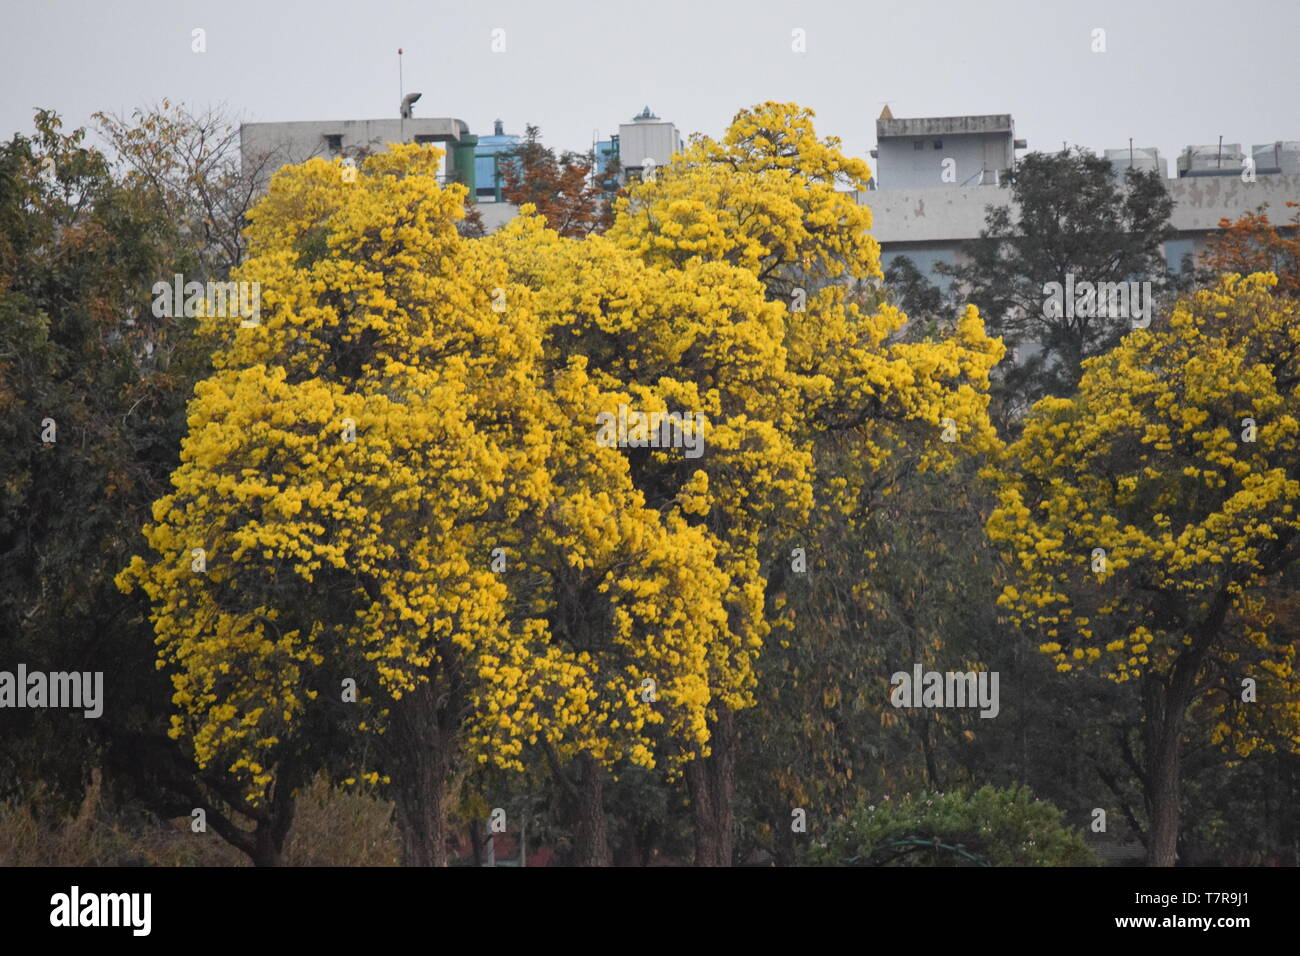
(688, 708), (737, 866)
(1141, 616), (1218, 867)
(771, 805), (798, 866)
(571, 754), (611, 866)
(251, 817), (288, 867)
(392, 761), (450, 867)
(251, 769), (297, 867)
(384, 681), (456, 867)
(1143, 690), (1185, 868)
(687, 760), (720, 865)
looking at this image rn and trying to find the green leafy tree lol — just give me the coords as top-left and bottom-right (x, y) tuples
(941, 147), (1174, 416)
(0, 110), (209, 818)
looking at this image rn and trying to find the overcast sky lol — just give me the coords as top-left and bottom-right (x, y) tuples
(3, 0), (1298, 174)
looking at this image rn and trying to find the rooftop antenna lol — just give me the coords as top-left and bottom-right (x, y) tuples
(395, 53), (422, 140)
(1129, 137), (1134, 168)
(1217, 134), (1223, 169)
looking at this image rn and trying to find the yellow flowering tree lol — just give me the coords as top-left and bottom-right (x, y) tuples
(494, 102), (1003, 864)
(118, 144), (551, 865)
(119, 104), (1005, 867)
(986, 273), (1300, 866)
(479, 216), (778, 863)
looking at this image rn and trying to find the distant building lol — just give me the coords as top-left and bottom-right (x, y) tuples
(1250, 141), (1300, 176)
(594, 135), (620, 191)
(862, 171), (1300, 291)
(869, 108), (1027, 190)
(475, 119), (520, 203)
(240, 116), (479, 196)
(864, 107), (1300, 290)
(617, 107), (683, 183)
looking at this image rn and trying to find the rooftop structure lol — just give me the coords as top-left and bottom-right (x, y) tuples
(871, 109), (1027, 190)
(617, 106), (683, 182)
(1105, 146), (1169, 179)
(240, 116), (478, 195)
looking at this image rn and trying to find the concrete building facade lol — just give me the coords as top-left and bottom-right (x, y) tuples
(870, 110), (1026, 190)
(617, 107), (683, 182)
(863, 172), (1300, 289)
(865, 109), (1300, 291)
(240, 117), (478, 194)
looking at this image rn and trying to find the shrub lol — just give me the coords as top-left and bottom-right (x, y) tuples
(808, 784), (1099, 867)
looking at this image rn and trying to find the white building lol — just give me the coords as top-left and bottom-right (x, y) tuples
(617, 107), (683, 182)
(869, 108), (1026, 190)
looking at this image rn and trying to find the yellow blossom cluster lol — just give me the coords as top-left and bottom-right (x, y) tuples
(987, 272), (1300, 743)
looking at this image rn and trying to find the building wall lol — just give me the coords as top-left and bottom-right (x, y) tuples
(874, 115), (1016, 190)
(618, 121), (681, 176)
(475, 133), (520, 202)
(861, 172), (1300, 289)
(876, 134), (1013, 189)
(478, 202), (520, 233)
(861, 172), (1300, 244)
(856, 185), (1001, 243)
(240, 118), (469, 189)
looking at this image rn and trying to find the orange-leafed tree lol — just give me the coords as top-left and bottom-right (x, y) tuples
(1201, 202), (1300, 297)
(500, 125), (615, 237)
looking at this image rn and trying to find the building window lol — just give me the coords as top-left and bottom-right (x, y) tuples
(913, 140), (924, 150)
(933, 139), (943, 149)
(324, 134), (343, 153)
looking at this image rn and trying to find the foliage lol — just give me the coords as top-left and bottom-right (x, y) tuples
(0, 771), (397, 866)
(116, 144), (546, 812)
(500, 125), (615, 237)
(485, 103), (1003, 788)
(987, 273), (1300, 691)
(94, 100), (269, 281)
(939, 147), (1174, 410)
(808, 785), (1098, 866)
(883, 254), (949, 321)
(9, 97), (1300, 867)
(0, 109), (206, 810)
(1199, 202), (1300, 297)
(986, 272), (1300, 863)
